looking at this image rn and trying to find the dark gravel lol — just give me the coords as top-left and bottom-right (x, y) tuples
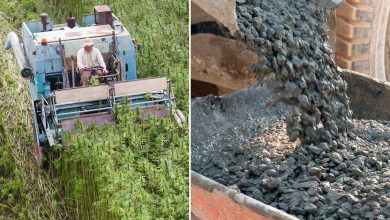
(191, 0), (390, 219)
(192, 89), (390, 219)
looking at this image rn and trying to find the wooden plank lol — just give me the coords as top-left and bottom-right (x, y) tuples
(55, 77), (167, 104)
(191, 2), (216, 24)
(192, 0), (238, 36)
(114, 77), (167, 96)
(55, 84), (109, 104)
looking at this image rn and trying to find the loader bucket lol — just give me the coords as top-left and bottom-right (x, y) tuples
(191, 172), (298, 220)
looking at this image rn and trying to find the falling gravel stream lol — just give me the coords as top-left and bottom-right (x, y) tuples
(236, 0), (350, 145)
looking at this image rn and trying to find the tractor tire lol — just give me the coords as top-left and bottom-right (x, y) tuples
(334, 0), (390, 81)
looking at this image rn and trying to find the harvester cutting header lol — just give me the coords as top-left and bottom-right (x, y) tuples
(4, 5), (184, 163)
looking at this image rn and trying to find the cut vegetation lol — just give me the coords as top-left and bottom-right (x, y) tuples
(0, 12), (64, 219)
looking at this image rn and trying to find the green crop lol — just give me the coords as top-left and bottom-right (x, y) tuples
(55, 104), (188, 219)
(89, 75), (99, 86)
(144, 91), (153, 101)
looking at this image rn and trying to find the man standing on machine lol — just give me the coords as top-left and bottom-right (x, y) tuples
(77, 38), (109, 86)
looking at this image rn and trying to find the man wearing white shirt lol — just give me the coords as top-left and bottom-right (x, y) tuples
(77, 38), (109, 86)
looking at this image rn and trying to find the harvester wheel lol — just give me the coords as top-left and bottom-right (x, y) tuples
(334, 0), (390, 81)
(32, 101), (50, 168)
(32, 124), (49, 169)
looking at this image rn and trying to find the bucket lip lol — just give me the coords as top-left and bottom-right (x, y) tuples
(191, 171), (299, 220)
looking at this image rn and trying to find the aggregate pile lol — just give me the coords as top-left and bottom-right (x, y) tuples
(192, 88), (390, 219)
(191, 0), (390, 219)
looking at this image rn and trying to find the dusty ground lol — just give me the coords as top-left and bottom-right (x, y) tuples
(191, 84), (290, 167)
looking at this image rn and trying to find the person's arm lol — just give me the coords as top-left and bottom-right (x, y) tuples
(94, 48), (108, 74)
(95, 48), (106, 69)
(77, 49), (85, 70)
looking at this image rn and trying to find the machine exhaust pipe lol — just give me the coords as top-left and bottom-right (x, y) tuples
(4, 32), (33, 78)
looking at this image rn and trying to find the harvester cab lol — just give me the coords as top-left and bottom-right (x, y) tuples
(4, 5), (185, 163)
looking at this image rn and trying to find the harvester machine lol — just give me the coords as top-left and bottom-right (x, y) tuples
(4, 5), (185, 163)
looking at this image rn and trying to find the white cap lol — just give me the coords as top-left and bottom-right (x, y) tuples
(83, 38), (94, 47)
